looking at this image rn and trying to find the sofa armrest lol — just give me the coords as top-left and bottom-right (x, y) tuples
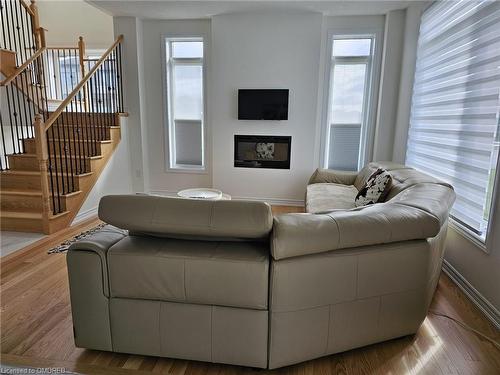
(271, 203), (442, 260)
(308, 168), (358, 186)
(67, 225), (127, 296)
(66, 225), (126, 351)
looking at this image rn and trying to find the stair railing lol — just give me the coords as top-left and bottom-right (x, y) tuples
(0, 47), (49, 170)
(0, 0), (45, 66)
(41, 35), (124, 214)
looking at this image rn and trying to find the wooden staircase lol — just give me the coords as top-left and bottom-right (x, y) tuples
(1, 0), (125, 234)
(0, 114), (123, 233)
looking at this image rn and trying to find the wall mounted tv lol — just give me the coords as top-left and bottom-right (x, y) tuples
(238, 89), (289, 120)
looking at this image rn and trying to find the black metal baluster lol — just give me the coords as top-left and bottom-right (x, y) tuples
(46, 128), (56, 213)
(67, 49), (79, 174)
(9, 84), (22, 153)
(21, 0), (31, 59)
(5, 86), (18, 154)
(71, 52), (86, 174)
(63, 106), (75, 192)
(40, 50), (50, 121)
(54, 113), (66, 195)
(49, 125), (61, 213)
(0, 111), (7, 170)
(118, 43), (124, 112)
(61, 49), (73, 191)
(8, 0), (19, 65)
(79, 85), (92, 156)
(27, 1), (35, 54)
(89, 76), (98, 156)
(53, 49), (58, 99)
(97, 64), (105, 140)
(0, 0), (5, 49)
(4, 0), (13, 53)
(13, 0), (25, 63)
(26, 58), (39, 124)
(18, 70), (31, 140)
(113, 48), (119, 117)
(93, 71), (102, 153)
(105, 56), (112, 131)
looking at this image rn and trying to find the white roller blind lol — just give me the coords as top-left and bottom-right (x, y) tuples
(406, 0), (500, 236)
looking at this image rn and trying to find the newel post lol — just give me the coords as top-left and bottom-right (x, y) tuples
(30, 0), (44, 49)
(34, 115), (51, 233)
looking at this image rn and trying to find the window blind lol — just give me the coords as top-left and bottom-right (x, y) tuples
(406, 0), (500, 236)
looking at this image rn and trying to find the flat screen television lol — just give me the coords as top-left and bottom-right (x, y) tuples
(238, 89), (289, 120)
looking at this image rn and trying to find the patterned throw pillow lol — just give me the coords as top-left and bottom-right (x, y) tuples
(354, 168), (392, 207)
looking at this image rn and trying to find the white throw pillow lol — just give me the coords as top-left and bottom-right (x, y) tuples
(354, 169), (392, 207)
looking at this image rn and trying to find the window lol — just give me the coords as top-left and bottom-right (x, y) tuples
(323, 37), (375, 171)
(406, 0), (500, 242)
(164, 38), (205, 171)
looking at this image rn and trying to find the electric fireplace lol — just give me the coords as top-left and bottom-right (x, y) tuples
(234, 135), (291, 169)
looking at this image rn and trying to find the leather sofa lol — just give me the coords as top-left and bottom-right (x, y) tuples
(67, 162), (455, 369)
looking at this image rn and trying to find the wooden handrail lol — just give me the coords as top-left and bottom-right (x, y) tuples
(0, 47), (46, 86)
(46, 46), (79, 50)
(19, 0), (34, 16)
(44, 35), (124, 131)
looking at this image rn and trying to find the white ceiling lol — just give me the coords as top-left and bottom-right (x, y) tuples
(87, 0), (428, 19)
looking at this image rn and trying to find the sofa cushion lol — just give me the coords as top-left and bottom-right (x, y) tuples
(306, 183), (358, 213)
(99, 195), (273, 240)
(354, 169), (392, 207)
(354, 162), (410, 191)
(107, 235), (269, 310)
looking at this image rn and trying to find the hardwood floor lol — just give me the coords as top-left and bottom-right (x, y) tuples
(1, 207), (499, 374)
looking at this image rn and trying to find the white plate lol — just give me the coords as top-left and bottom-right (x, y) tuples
(177, 188), (223, 200)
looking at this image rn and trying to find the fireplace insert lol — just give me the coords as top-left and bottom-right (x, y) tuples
(234, 135), (291, 169)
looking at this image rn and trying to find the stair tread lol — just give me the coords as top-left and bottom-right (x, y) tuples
(50, 124), (120, 128)
(0, 188), (83, 198)
(1, 211), (43, 219)
(8, 153), (103, 160)
(1, 210), (70, 220)
(45, 138), (112, 143)
(0, 189), (42, 196)
(1, 170), (94, 177)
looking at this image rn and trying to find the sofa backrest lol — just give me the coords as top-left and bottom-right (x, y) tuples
(355, 161), (453, 202)
(272, 162), (456, 260)
(99, 195), (273, 240)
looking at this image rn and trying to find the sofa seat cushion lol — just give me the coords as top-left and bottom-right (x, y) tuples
(306, 183), (358, 213)
(107, 236), (269, 310)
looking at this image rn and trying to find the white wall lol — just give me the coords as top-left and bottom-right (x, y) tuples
(373, 9), (405, 161)
(114, 12), (408, 203)
(38, 0), (113, 48)
(142, 19), (212, 194)
(75, 116), (134, 222)
(113, 17), (150, 193)
(211, 12), (323, 203)
(392, 5), (424, 163)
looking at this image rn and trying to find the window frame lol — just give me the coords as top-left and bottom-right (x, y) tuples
(163, 37), (207, 173)
(320, 32), (381, 171)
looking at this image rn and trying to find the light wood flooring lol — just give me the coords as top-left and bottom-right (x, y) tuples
(1, 206), (499, 374)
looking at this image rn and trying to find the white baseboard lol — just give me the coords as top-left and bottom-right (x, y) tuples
(72, 206), (98, 224)
(148, 190), (304, 207)
(442, 259), (500, 329)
